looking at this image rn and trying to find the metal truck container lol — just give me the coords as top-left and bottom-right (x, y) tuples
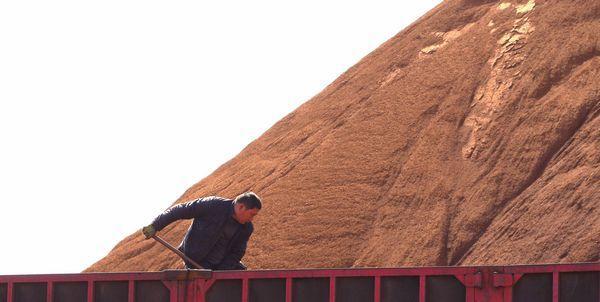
(0, 262), (598, 302)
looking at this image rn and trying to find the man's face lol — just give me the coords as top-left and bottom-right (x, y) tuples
(234, 204), (260, 224)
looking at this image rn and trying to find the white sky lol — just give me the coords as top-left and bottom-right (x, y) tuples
(0, 1), (441, 275)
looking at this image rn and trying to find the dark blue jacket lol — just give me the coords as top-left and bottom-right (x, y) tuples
(151, 196), (253, 270)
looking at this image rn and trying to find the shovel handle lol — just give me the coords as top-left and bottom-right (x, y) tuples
(151, 234), (205, 270)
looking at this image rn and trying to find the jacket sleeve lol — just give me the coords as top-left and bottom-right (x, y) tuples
(151, 197), (217, 231)
(217, 223), (254, 270)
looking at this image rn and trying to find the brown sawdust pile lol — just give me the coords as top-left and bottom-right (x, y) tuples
(87, 0), (599, 272)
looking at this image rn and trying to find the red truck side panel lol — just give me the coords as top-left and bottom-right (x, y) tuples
(0, 263), (597, 302)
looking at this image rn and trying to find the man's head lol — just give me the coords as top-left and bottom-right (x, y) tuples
(233, 192), (262, 224)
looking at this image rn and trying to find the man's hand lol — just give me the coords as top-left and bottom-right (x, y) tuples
(142, 225), (156, 239)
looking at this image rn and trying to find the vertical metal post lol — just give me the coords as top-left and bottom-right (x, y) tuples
(419, 275), (425, 302)
(374, 276), (381, 302)
(285, 277), (292, 302)
(161, 281), (178, 302)
(128, 280), (135, 302)
(504, 286), (512, 302)
(177, 281), (185, 302)
(465, 278), (474, 302)
(552, 272), (559, 302)
(47, 281), (53, 302)
(503, 280), (512, 302)
(242, 278), (248, 302)
(506, 273), (523, 302)
(87, 281), (94, 302)
(197, 279), (216, 302)
(329, 277), (336, 302)
(191, 279), (198, 302)
(7, 282), (12, 302)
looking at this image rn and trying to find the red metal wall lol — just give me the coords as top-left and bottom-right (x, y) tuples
(0, 263), (597, 302)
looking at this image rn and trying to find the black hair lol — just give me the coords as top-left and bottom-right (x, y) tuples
(234, 192), (262, 210)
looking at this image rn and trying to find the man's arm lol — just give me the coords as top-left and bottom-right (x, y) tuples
(217, 224), (254, 270)
(151, 197), (217, 232)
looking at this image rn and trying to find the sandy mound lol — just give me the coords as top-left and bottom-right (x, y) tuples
(87, 0), (599, 272)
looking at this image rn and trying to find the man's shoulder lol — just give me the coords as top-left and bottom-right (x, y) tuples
(197, 196), (233, 204)
(193, 196), (233, 212)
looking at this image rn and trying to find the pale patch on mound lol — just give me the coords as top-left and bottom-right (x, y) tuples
(420, 23), (475, 55)
(462, 17), (535, 159)
(421, 44), (443, 55)
(516, 0), (535, 14)
(498, 3), (512, 11)
(379, 68), (404, 88)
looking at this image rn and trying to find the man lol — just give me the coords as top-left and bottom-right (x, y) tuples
(142, 192), (261, 270)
